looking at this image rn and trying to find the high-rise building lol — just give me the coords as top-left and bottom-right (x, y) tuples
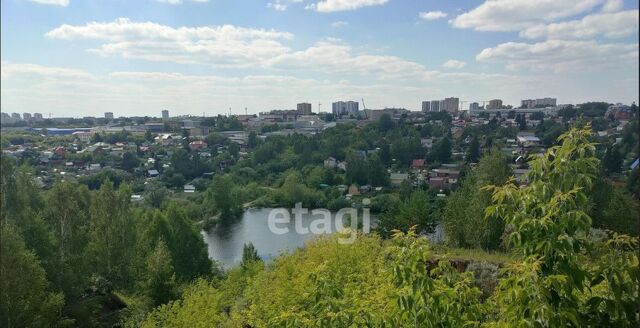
(469, 102), (480, 111)
(22, 113), (32, 121)
(487, 99), (503, 109)
(521, 98), (556, 109)
(33, 113), (43, 120)
(441, 97), (459, 115)
(162, 110), (169, 119)
(332, 101), (359, 116)
(421, 101), (431, 112)
(296, 103), (312, 115)
(430, 100), (440, 112)
(11, 113), (21, 119)
(105, 112), (114, 120)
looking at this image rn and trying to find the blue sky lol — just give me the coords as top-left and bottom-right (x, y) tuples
(1, 0), (638, 117)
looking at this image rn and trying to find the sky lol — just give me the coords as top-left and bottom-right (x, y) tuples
(1, 0), (638, 117)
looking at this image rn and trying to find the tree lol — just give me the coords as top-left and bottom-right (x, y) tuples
(144, 129), (154, 143)
(466, 136), (480, 163)
(485, 126), (639, 326)
(432, 137), (452, 163)
(377, 190), (440, 237)
(247, 131), (258, 149)
(121, 151), (140, 172)
(0, 225), (65, 328)
(142, 239), (177, 306)
(443, 149), (511, 250)
(205, 174), (243, 219)
(602, 144), (624, 173)
(241, 243), (261, 266)
(43, 181), (92, 296)
(88, 181), (135, 288)
(377, 114), (394, 132)
(164, 205), (212, 281)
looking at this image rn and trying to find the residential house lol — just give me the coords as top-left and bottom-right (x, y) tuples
(411, 159), (426, 171)
(324, 157), (337, 168)
(189, 140), (208, 151)
(390, 173), (409, 186)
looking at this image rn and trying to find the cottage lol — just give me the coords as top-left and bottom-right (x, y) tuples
(189, 140), (208, 151)
(324, 157), (337, 168)
(390, 173), (409, 186)
(428, 177), (446, 189)
(411, 159), (426, 170)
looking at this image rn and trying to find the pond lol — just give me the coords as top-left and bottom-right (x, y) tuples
(202, 208), (372, 268)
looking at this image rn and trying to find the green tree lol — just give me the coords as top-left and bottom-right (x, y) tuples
(443, 149), (511, 250)
(0, 225), (65, 328)
(432, 137), (452, 163)
(143, 239), (177, 306)
(88, 181), (135, 287)
(241, 242), (261, 266)
(467, 135), (480, 163)
(205, 174), (243, 219)
(485, 126), (639, 326)
(121, 151), (140, 172)
(602, 144), (624, 173)
(43, 181), (92, 296)
(377, 190), (440, 237)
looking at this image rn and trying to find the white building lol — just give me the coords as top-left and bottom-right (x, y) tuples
(421, 101), (430, 112)
(332, 101), (359, 116)
(161, 110), (169, 119)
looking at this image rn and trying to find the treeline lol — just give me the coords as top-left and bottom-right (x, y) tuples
(0, 156), (216, 327)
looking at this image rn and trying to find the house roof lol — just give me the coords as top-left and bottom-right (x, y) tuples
(411, 159), (426, 167)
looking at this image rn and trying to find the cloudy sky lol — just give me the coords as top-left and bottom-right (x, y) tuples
(1, 0), (638, 117)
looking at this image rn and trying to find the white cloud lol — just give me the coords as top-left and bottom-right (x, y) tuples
(520, 10), (638, 39)
(476, 40), (639, 72)
(307, 0), (388, 12)
(331, 21), (348, 28)
(46, 18), (293, 68)
(1, 62), (94, 80)
(45, 19), (437, 81)
(27, 0), (69, 6)
(267, 2), (288, 11)
(267, 0), (302, 11)
(0, 62), (448, 116)
(419, 11), (448, 21)
(442, 59), (466, 69)
(452, 0), (604, 32)
(267, 41), (438, 80)
(601, 0), (623, 12)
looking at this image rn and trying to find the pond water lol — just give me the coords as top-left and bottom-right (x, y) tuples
(202, 208), (371, 268)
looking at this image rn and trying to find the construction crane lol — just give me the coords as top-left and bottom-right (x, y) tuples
(361, 98), (366, 110)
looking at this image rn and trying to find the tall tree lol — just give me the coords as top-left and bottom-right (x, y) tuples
(142, 239), (177, 306)
(88, 181), (135, 287)
(467, 136), (480, 163)
(0, 225), (65, 328)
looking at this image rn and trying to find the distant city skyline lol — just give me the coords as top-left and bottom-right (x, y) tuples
(1, 0), (639, 117)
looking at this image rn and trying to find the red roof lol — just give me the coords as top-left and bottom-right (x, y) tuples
(411, 159), (425, 168)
